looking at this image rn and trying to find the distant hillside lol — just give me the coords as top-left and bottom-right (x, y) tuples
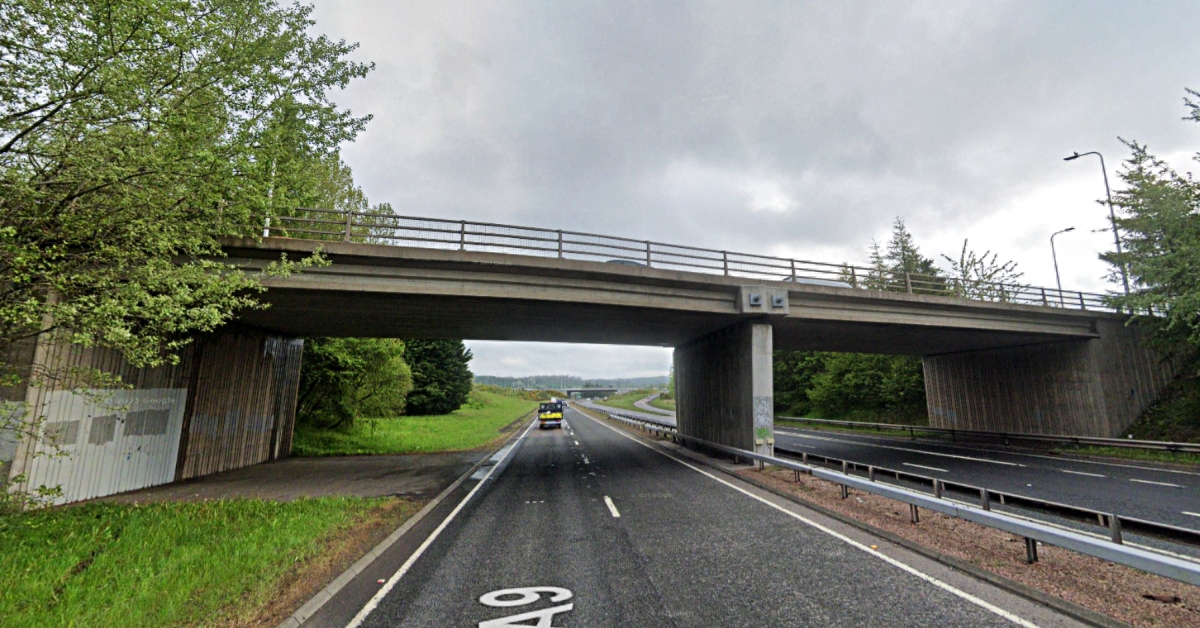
(474, 374), (668, 389)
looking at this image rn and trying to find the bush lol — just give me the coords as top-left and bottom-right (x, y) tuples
(297, 338), (412, 428)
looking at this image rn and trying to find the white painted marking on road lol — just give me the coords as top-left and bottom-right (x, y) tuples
(604, 495), (621, 518)
(582, 455), (590, 465)
(903, 463), (948, 473)
(785, 432), (1023, 467)
(1184, 511), (1200, 518)
(574, 440), (580, 446)
(1059, 469), (1106, 478)
(344, 419), (539, 628)
(1130, 478), (1183, 488)
(583, 413), (1043, 628)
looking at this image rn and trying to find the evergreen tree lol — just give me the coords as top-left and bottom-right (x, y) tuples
(405, 340), (474, 415)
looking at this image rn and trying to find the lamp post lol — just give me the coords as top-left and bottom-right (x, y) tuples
(1063, 151), (1130, 295)
(1050, 227), (1075, 306)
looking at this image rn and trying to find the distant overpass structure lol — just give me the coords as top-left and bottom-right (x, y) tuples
(561, 388), (619, 399)
(225, 209), (1171, 456)
(6, 209), (1172, 503)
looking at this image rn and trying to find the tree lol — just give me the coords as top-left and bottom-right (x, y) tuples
(0, 0), (371, 384)
(404, 340), (474, 415)
(941, 239), (1024, 301)
(1106, 93), (1200, 362)
(297, 338), (412, 429)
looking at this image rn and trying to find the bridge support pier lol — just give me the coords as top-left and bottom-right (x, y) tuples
(675, 321), (774, 456)
(923, 319), (1174, 437)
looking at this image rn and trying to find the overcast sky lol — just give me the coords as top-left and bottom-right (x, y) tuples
(308, 0), (1200, 379)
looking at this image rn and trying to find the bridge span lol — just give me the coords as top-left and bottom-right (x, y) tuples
(223, 211), (1172, 453)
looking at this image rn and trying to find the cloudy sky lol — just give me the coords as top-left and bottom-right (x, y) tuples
(308, 0), (1200, 379)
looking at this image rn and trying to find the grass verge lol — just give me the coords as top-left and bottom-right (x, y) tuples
(0, 496), (420, 628)
(648, 397), (675, 412)
(293, 390), (537, 456)
(593, 389), (660, 414)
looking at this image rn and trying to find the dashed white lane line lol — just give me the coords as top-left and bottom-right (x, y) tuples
(604, 495), (621, 518)
(345, 419), (538, 628)
(786, 432), (1024, 467)
(1130, 478), (1184, 488)
(1060, 469), (1106, 478)
(583, 413), (1041, 628)
(903, 462), (949, 473)
(574, 440), (580, 446)
(1183, 512), (1200, 518)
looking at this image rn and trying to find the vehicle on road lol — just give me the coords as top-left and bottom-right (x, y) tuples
(538, 399), (564, 429)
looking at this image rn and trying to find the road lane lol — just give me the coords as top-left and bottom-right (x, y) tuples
(588, 399), (1200, 532)
(352, 406), (1074, 627)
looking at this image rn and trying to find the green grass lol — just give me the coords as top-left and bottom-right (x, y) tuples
(1055, 445), (1200, 466)
(293, 390), (537, 456)
(594, 389), (661, 414)
(648, 397), (675, 412)
(0, 497), (395, 628)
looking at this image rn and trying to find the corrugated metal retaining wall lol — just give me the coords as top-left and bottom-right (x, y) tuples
(9, 340), (194, 504)
(6, 329), (303, 503)
(176, 332), (303, 480)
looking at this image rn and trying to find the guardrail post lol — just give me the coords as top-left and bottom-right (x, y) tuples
(934, 479), (942, 499)
(344, 211), (353, 242)
(645, 241), (652, 266)
(801, 452), (808, 465)
(1040, 287), (1048, 306)
(722, 251), (729, 276)
(840, 460), (849, 498)
(1025, 538), (1038, 564)
(868, 466), (876, 482)
(557, 230), (563, 258)
(980, 488), (991, 511)
(1079, 291), (1087, 310)
(850, 266), (858, 288)
(1109, 515), (1123, 544)
(459, 221), (466, 250)
(910, 504), (920, 524)
(904, 272), (913, 293)
(790, 259), (796, 281)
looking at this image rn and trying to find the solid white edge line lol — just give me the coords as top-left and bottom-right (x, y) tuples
(784, 432), (1022, 467)
(580, 411), (1041, 628)
(604, 495), (621, 518)
(1185, 512), (1200, 518)
(344, 419), (539, 628)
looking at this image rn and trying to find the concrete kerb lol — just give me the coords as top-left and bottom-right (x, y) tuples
(580, 407), (1133, 628)
(275, 414), (537, 628)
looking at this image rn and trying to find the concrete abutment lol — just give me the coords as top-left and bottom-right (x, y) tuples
(923, 319), (1174, 437)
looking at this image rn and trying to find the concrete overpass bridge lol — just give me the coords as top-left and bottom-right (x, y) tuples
(226, 210), (1172, 454)
(6, 210), (1171, 504)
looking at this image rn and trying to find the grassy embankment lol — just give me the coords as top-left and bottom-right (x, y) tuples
(0, 497), (420, 628)
(593, 388), (661, 414)
(293, 389), (539, 456)
(648, 396), (675, 412)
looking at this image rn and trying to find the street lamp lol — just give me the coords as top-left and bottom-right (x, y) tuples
(1050, 227), (1075, 306)
(1063, 151), (1130, 295)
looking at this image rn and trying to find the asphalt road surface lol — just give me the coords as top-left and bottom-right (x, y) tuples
(587, 400), (1200, 533)
(347, 405), (1084, 627)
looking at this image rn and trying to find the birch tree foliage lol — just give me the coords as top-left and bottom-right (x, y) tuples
(940, 239), (1024, 301)
(0, 0), (371, 382)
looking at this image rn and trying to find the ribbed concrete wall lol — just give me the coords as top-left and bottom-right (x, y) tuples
(924, 320), (1173, 437)
(675, 322), (774, 454)
(176, 331), (303, 480)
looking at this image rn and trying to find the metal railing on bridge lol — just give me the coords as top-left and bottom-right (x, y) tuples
(257, 208), (1114, 312)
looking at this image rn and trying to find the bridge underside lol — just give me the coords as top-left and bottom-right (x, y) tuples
(227, 238), (1172, 446)
(243, 289), (1082, 356)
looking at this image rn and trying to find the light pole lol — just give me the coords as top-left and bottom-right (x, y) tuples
(1050, 227), (1075, 306)
(1064, 151), (1130, 295)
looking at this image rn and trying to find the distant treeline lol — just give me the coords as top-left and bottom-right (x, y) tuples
(474, 375), (669, 389)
